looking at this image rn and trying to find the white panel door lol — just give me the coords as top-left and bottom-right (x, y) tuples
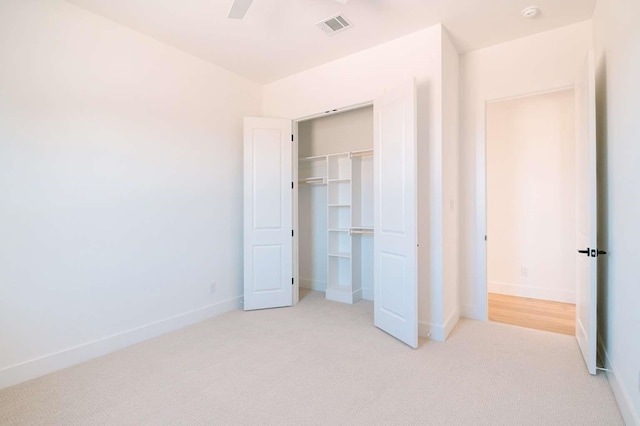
(373, 80), (418, 348)
(575, 52), (599, 375)
(244, 117), (293, 311)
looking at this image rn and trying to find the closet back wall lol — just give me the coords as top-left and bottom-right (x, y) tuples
(298, 107), (373, 157)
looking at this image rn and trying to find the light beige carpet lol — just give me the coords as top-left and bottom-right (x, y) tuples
(0, 290), (623, 425)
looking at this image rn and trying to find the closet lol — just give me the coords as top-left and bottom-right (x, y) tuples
(297, 106), (374, 304)
(244, 79), (420, 348)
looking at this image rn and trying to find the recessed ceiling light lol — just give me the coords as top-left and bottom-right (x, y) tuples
(521, 5), (540, 18)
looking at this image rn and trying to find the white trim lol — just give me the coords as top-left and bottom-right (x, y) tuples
(295, 101), (373, 122)
(488, 281), (576, 304)
(486, 86), (574, 106)
(475, 97), (489, 321)
(442, 309), (461, 340)
(598, 338), (640, 425)
(292, 121), (300, 306)
(418, 309), (460, 342)
(460, 303), (483, 320)
(300, 278), (327, 292)
(361, 288), (374, 301)
(0, 296), (242, 390)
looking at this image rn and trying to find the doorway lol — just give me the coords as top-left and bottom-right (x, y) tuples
(485, 89), (577, 336)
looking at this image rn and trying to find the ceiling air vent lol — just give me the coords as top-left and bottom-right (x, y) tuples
(317, 14), (353, 36)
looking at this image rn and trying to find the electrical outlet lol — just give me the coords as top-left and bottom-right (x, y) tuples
(209, 282), (216, 294)
(521, 267), (529, 277)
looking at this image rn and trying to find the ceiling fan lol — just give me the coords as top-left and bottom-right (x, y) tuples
(228, 0), (349, 20)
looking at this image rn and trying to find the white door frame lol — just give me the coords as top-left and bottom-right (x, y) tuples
(475, 85), (574, 320)
(291, 101), (374, 305)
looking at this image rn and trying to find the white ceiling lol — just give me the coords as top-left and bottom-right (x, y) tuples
(66, 0), (596, 83)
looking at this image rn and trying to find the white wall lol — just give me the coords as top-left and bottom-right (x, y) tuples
(459, 21), (593, 319)
(0, 0), (261, 389)
(441, 29), (460, 337)
(593, 0), (640, 422)
(487, 89), (576, 304)
(265, 25), (459, 341)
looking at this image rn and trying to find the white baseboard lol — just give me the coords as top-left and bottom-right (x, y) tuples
(598, 338), (640, 425)
(419, 309), (460, 342)
(300, 278), (326, 292)
(442, 309), (461, 340)
(325, 286), (360, 304)
(361, 288), (374, 301)
(488, 281), (575, 304)
(460, 302), (485, 320)
(0, 296), (242, 391)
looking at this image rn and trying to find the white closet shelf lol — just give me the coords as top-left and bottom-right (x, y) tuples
(299, 176), (326, 185)
(328, 204), (351, 207)
(328, 252), (351, 258)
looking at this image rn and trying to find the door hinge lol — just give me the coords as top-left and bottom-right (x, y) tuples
(292, 277), (294, 285)
(291, 134), (294, 142)
(578, 247), (608, 257)
(292, 229), (294, 237)
(291, 181), (294, 189)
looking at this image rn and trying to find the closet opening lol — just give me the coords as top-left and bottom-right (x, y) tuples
(294, 105), (374, 306)
(485, 88), (577, 336)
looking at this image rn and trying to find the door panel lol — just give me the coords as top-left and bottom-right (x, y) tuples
(374, 80), (418, 348)
(575, 52), (598, 375)
(244, 117), (293, 311)
(252, 129), (285, 229)
(379, 251), (407, 319)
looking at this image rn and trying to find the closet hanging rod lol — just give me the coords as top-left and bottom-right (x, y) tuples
(298, 177), (326, 185)
(298, 155), (327, 162)
(350, 149), (374, 158)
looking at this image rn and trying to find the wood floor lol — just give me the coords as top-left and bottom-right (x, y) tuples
(488, 293), (576, 336)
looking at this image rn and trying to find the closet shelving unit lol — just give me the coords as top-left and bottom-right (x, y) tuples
(299, 148), (374, 304)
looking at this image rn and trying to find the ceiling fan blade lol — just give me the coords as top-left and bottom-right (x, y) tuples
(228, 0), (254, 19)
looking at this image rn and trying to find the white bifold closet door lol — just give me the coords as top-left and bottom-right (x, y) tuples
(243, 117), (293, 311)
(373, 80), (418, 348)
(574, 52), (599, 375)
